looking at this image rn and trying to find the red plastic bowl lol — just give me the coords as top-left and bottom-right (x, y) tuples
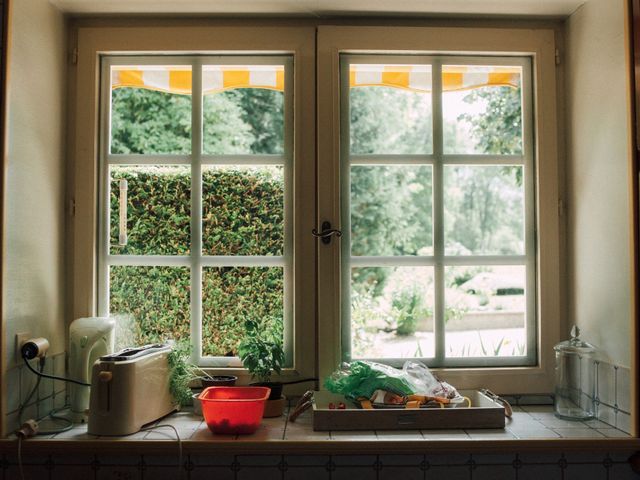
(198, 386), (271, 435)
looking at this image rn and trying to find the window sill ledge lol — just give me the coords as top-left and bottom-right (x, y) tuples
(2, 406), (636, 455)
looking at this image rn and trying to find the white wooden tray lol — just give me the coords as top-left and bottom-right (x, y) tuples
(312, 390), (505, 431)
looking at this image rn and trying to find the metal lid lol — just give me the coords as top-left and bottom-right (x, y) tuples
(553, 325), (596, 354)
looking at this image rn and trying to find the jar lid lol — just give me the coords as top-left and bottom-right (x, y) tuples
(553, 325), (596, 353)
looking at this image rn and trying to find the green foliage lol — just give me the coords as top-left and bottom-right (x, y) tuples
(238, 318), (284, 382)
(167, 341), (197, 407)
(109, 168), (284, 356)
(392, 287), (427, 337)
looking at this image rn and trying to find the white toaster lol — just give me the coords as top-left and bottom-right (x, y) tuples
(87, 344), (177, 436)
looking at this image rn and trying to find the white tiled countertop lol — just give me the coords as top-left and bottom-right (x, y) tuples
(31, 404), (630, 443)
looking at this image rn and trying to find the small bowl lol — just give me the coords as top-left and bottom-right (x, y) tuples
(199, 386), (270, 435)
(201, 375), (238, 388)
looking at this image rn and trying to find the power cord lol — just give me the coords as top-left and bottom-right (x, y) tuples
(22, 355), (90, 387)
(139, 424), (183, 479)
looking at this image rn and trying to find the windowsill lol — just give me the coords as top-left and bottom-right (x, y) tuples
(2, 405), (637, 455)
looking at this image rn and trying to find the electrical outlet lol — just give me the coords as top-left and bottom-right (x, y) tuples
(15, 332), (31, 363)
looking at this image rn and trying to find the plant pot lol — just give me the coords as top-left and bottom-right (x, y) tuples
(201, 375), (238, 388)
(192, 393), (203, 417)
(251, 381), (283, 400)
(263, 395), (287, 418)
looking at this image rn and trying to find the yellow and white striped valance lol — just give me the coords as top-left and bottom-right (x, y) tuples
(111, 65), (285, 95)
(111, 64), (520, 95)
(350, 65), (521, 93)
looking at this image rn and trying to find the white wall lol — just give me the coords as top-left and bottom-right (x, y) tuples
(2, 0), (67, 387)
(566, 0), (632, 366)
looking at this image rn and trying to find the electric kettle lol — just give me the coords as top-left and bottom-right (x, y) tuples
(69, 317), (115, 423)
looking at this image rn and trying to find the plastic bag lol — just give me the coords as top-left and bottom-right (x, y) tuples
(324, 361), (416, 400)
(324, 360), (461, 402)
(403, 360), (460, 399)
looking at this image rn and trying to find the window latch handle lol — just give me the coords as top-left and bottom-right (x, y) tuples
(312, 221), (342, 245)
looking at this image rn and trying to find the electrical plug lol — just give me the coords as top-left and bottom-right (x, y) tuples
(15, 420), (38, 439)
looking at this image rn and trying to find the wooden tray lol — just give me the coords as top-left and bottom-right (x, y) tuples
(312, 390), (505, 431)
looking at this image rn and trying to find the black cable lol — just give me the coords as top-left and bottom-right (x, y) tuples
(18, 358), (44, 422)
(279, 378), (318, 386)
(22, 355), (90, 387)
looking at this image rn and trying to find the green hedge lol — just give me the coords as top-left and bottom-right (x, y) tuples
(109, 167), (284, 356)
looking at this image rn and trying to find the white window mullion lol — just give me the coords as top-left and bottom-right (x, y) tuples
(432, 60), (446, 366)
(191, 59), (204, 365)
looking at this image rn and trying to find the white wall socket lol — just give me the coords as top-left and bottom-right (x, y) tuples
(15, 332), (31, 363)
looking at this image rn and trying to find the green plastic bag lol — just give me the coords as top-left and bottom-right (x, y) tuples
(324, 361), (416, 401)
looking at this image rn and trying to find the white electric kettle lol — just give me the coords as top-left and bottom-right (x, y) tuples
(69, 317), (115, 423)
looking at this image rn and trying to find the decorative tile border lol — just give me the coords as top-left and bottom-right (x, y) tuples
(0, 452), (637, 479)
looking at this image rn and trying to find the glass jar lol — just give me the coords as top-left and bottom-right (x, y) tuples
(553, 325), (596, 420)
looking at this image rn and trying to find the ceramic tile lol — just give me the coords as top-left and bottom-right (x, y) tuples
(6, 366), (21, 413)
(596, 362), (615, 406)
(581, 418), (611, 429)
(580, 356), (596, 398)
(421, 429), (470, 440)
(616, 365), (631, 413)
(552, 428), (604, 438)
(285, 455), (331, 466)
(538, 416), (592, 429)
(237, 467), (283, 480)
(190, 426), (237, 441)
(378, 455), (424, 466)
(597, 403), (616, 427)
(375, 429), (423, 440)
(236, 455), (282, 466)
(466, 428), (516, 440)
(423, 465), (470, 480)
(53, 390), (66, 409)
(610, 462), (640, 480)
(507, 427), (560, 439)
(190, 466), (235, 480)
(141, 465), (186, 480)
(332, 455), (377, 466)
(473, 465), (516, 480)
(39, 357), (54, 398)
(20, 361), (39, 406)
(96, 465), (141, 480)
(378, 466), (425, 480)
(616, 412), (632, 433)
(514, 465), (562, 480)
(53, 426), (99, 440)
(284, 466), (330, 480)
(331, 467), (377, 480)
(284, 429), (332, 441)
(143, 428), (195, 440)
(51, 465), (96, 480)
(596, 428), (631, 438)
(53, 352), (67, 395)
(330, 430), (377, 441)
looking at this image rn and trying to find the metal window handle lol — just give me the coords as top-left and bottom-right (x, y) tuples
(312, 221), (342, 245)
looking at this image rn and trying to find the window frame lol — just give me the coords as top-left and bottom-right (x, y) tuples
(340, 53), (536, 368)
(317, 26), (562, 393)
(71, 25), (316, 381)
(97, 54), (294, 367)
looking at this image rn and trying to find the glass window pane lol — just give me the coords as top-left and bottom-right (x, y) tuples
(349, 64), (432, 155)
(202, 166), (284, 256)
(442, 65), (523, 155)
(202, 267), (284, 357)
(444, 165), (524, 256)
(445, 265), (526, 358)
(110, 266), (190, 347)
(351, 267), (435, 359)
(351, 166), (433, 256)
(110, 65), (192, 155)
(202, 65), (285, 155)
(110, 165), (190, 255)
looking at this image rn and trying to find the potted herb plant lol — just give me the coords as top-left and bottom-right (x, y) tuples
(238, 318), (286, 417)
(167, 340), (237, 415)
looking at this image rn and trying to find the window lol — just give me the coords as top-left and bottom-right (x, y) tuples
(98, 56), (294, 367)
(75, 25), (559, 392)
(341, 55), (535, 368)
